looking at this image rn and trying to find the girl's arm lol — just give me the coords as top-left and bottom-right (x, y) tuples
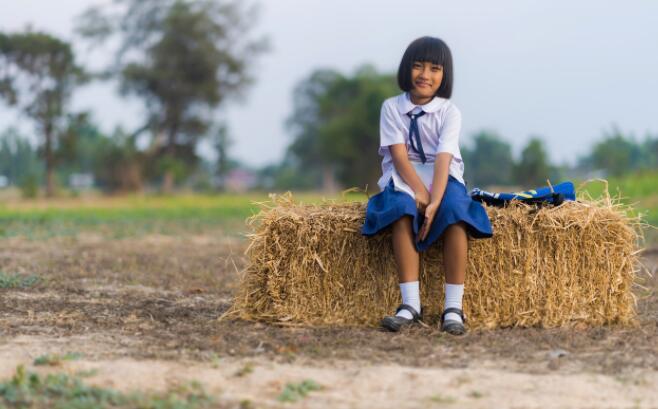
(418, 152), (452, 241)
(389, 144), (430, 211)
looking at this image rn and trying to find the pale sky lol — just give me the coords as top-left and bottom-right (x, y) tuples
(1, 0), (658, 167)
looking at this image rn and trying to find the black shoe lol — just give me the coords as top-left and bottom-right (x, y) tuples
(381, 304), (422, 332)
(441, 308), (466, 335)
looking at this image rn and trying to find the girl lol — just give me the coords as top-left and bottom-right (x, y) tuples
(362, 36), (493, 335)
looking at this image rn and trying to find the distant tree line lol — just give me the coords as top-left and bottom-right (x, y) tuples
(1, 5), (656, 195)
(263, 66), (658, 191)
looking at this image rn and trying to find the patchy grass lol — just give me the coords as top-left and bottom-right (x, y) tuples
(579, 172), (658, 244)
(0, 272), (40, 289)
(233, 362), (254, 378)
(277, 379), (322, 403)
(579, 172), (658, 225)
(0, 365), (216, 409)
(33, 352), (83, 367)
(428, 393), (457, 404)
(0, 193), (365, 239)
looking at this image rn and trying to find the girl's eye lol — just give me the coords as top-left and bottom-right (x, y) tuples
(412, 63), (423, 69)
(432, 66), (443, 71)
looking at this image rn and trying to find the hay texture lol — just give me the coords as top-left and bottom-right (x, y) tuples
(231, 192), (642, 329)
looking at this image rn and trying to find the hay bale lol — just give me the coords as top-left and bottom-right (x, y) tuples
(230, 193), (642, 329)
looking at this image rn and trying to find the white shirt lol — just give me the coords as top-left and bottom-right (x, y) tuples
(377, 92), (465, 193)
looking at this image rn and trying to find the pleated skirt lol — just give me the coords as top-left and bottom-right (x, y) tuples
(361, 176), (493, 252)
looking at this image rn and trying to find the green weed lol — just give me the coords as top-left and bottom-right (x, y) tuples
(428, 393), (457, 404)
(0, 365), (215, 409)
(33, 352), (82, 366)
(277, 379), (322, 403)
(0, 272), (40, 289)
(233, 362), (254, 377)
(468, 390), (485, 399)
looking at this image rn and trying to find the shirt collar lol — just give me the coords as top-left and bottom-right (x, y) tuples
(396, 92), (446, 114)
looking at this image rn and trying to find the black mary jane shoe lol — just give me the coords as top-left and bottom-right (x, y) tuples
(441, 308), (467, 336)
(380, 304), (422, 332)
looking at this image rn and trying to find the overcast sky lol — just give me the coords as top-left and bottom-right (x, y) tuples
(1, 0), (657, 167)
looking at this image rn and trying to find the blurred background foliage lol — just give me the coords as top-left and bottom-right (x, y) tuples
(0, 0), (656, 201)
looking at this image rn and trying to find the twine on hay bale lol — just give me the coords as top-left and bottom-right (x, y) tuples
(228, 186), (644, 329)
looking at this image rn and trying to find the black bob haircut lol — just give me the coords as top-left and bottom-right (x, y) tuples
(397, 36), (453, 99)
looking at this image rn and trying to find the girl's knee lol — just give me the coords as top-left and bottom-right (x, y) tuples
(444, 222), (468, 239)
(392, 216), (414, 235)
(392, 215), (413, 227)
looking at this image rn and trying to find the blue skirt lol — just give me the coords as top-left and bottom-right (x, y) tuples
(361, 176), (493, 252)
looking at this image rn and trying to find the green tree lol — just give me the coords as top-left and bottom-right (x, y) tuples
(589, 129), (642, 177)
(286, 69), (341, 191)
(287, 66), (398, 191)
(55, 112), (106, 176)
(513, 137), (551, 187)
(0, 31), (84, 196)
(212, 124), (234, 191)
(77, 0), (268, 192)
(641, 134), (658, 170)
(0, 128), (43, 186)
(461, 131), (514, 187)
(94, 128), (145, 192)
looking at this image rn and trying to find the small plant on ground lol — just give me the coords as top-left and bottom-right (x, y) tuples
(233, 362), (254, 377)
(0, 365), (215, 409)
(0, 272), (40, 289)
(33, 352), (83, 366)
(277, 379), (322, 403)
(428, 393), (457, 404)
(468, 390), (485, 399)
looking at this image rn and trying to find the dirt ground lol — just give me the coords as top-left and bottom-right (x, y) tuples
(1, 233), (657, 408)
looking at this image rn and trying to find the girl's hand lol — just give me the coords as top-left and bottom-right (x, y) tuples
(418, 200), (440, 242)
(415, 189), (430, 213)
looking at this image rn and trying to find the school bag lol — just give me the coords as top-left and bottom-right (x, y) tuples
(470, 181), (576, 207)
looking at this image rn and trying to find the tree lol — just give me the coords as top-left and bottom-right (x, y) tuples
(641, 134), (658, 170)
(461, 131), (514, 187)
(287, 66), (398, 191)
(0, 31), (84, 196)
(94, 128), (145, 192)
(212, 124), (235, 191)
(589, 128), (642, 177)
(0, 128), (42, 186)
(513, 137), (550, 187)
(77, 0), (268, 192)
(56, 112), (105, 176)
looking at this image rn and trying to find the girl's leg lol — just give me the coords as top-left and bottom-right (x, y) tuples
(442, 222), (468, 327)
(392, 216), (419, 282)
(443, 222), (468, 284)
(391, 216), (421, 319)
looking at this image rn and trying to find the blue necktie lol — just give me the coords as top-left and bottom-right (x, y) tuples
(407, 111), (427, 163)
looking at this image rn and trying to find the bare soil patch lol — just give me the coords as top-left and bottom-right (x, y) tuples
(1, 235), (657, 407)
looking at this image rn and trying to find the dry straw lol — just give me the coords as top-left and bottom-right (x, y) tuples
(229, 182), (644, 329)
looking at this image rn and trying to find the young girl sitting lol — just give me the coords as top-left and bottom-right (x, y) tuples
(362, 36), (493, 335)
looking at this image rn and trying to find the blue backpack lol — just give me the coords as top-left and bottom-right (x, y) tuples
(470, 181), (576, 207)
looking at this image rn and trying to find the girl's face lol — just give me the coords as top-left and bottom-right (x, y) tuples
(409, 61), (443, 104)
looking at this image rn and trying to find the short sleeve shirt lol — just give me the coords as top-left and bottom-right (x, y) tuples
(377, 92), (465, 190)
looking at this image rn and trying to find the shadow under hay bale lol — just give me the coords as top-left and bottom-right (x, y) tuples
(230, 194), (643, 329)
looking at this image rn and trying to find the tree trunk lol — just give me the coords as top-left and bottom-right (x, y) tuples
(161, 124), (178, 194)
(321, 164), (338, 194)
(162, 170), (174, 194)
(44, 126), (55, 197)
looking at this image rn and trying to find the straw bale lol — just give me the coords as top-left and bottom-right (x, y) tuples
(230, 193), (642, 329)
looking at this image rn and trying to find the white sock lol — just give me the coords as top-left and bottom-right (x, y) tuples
(444, 283), (464, 323)
(396, 281), (420, 319)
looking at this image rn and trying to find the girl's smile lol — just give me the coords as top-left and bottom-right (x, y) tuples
(409, 61), (443, 105)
